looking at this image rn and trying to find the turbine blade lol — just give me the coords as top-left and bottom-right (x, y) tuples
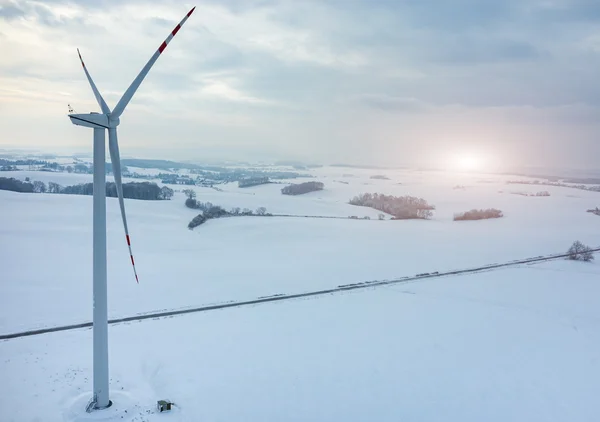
(108, 128), (139, 284)
(111, 6), (196, 119)
(77, 48), (111, 115)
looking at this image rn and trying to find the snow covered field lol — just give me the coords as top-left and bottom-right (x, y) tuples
(0, 167), (598, 333)
(1, 261), (599, 421)
(1, 165), (599, 421)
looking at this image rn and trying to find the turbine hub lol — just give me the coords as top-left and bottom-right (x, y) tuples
(108, 115), (120, 128)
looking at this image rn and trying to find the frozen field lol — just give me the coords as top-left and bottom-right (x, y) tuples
(0, 167), (598, 333)
(1, 165), (599, 421)
(1, 260), (599, 421)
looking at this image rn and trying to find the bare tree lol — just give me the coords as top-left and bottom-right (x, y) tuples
(159, 185), (174, 200)
(567, 241), (595, 262)
(33, 180), (47, 193)
(182, 188), (196, 200)
(47, 182), (62, 193)
(582, 249), (595, 262)
(256, 207), (267, 215)
(230, 207), (241, 215)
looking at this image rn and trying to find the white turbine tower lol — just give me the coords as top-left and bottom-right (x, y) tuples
(68, 6), (195, 411)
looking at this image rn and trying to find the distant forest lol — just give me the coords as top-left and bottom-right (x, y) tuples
(0, 177), (173, 200)
(0, 177), (35, 193)
(0, 158), (47, 167)
(349, 193), (435, 219)
(281, 181), (324, 195)
(454, 209), (503, 221)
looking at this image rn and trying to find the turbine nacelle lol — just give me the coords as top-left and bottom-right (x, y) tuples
(69, 113), (109, 129)
(68, 112), (120, 129)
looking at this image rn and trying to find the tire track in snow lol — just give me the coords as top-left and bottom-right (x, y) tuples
(1, 247), (598, 341)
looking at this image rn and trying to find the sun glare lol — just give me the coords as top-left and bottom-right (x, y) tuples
(452, 152), (485, 172)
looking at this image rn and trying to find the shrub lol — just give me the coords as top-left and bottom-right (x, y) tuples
(567, 241), (595, 262)
(454, 208), (503, 221)
(188, 214), (206, 230)
(587, 207), (600, 216)
(204, 205), (228, 219)
(185, 198), (199, 209)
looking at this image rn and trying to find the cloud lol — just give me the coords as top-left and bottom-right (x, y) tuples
(430, 38), (545, 64)
(0, 0), (599, 170)
(0, 1), (25, 20)
(200, 79), (271, 104)
(357, 95), (431, 113)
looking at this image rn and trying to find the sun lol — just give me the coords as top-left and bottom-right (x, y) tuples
(451, 152), (485, 172)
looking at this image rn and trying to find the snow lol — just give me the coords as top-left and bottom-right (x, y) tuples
(125, 166), (168, 176)
(0, 169), (153, 186)
(1, 261), (599, 421)
(0, 165), (599, 421)
(0, 167), (598, 333)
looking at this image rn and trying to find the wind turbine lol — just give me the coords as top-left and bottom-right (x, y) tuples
(68, 6), (196, 411)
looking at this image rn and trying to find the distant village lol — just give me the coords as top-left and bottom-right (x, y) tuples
(0, 157), (307, 188)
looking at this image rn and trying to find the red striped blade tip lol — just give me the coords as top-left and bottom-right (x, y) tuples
(77, 48), (85, 67)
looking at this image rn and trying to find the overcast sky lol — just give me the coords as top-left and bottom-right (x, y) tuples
(1, 0), (599, 170)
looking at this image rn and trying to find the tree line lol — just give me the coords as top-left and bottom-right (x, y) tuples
(349, 193), (435, 219)
(454, 209), (503, 221)
(567, 241), (595, 262)
(0, 177), (173, 200)
(183, 189), (270, 229)
(0, 158), (47, 167)
(0, 177), (35, 193)
(281, 181), (324, 195)
(61, 181), (173, 200)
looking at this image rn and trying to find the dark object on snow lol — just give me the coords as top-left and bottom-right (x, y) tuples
(157, 400), (173, 412)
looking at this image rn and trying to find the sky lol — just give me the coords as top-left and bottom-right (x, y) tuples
(0, 0), (599, 170)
